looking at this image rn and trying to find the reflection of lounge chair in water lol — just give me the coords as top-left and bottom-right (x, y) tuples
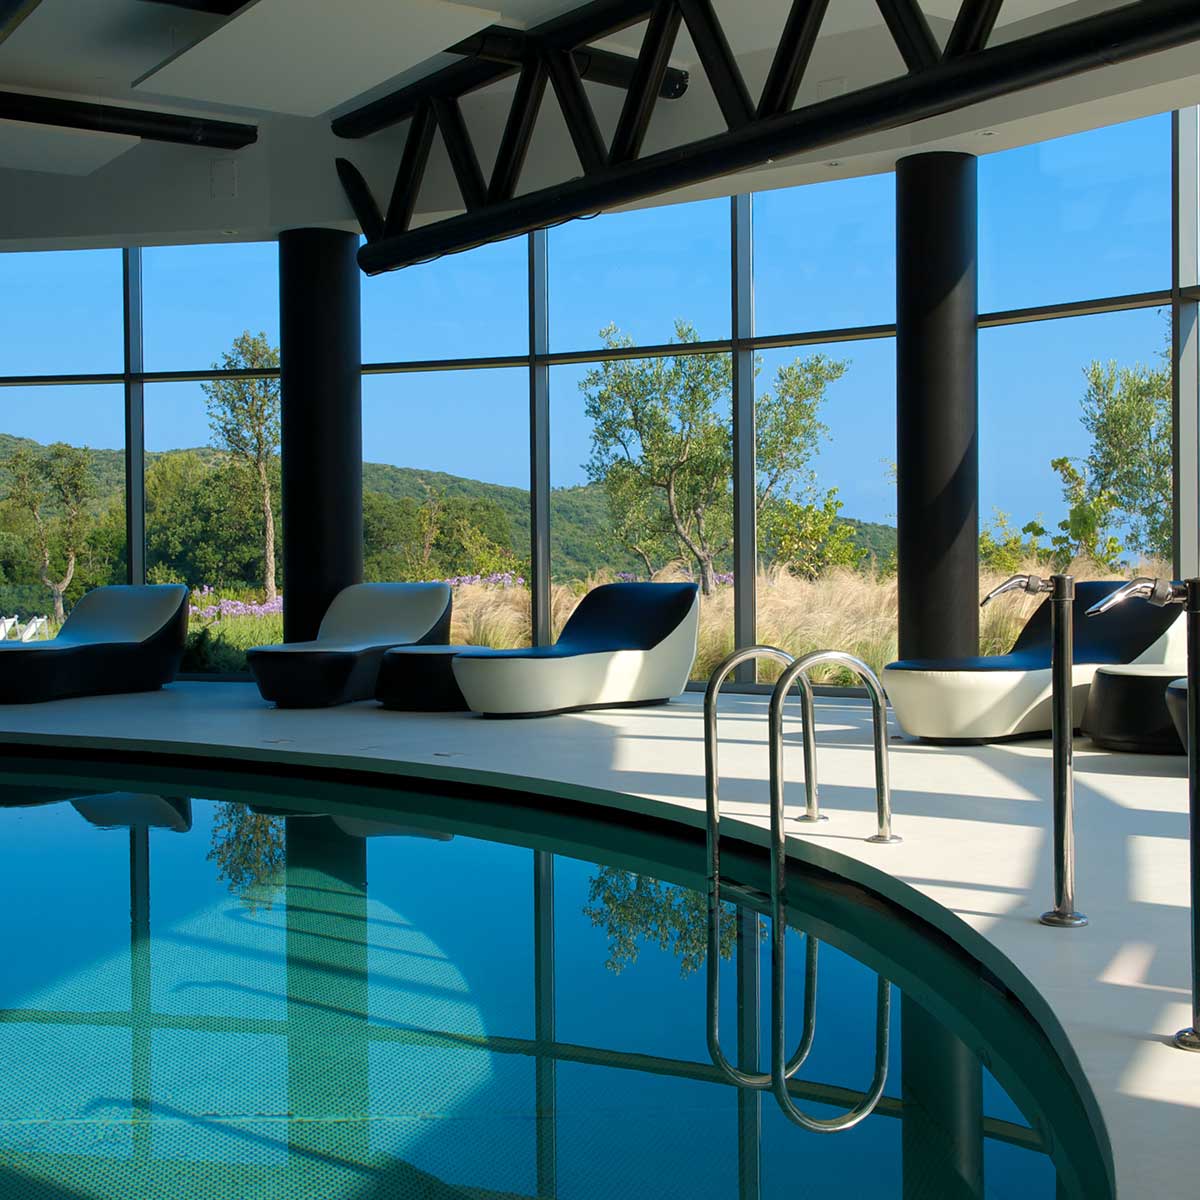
(332, 815), (453, 841)
(71, 792), (193, 832)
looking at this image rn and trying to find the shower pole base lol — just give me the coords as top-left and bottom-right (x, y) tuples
(1039, 909), (1088, 928)
(1173, 1027), (1200, 1052)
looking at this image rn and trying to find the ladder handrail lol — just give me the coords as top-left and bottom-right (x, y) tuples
(704, 645), (819, 1089)
(705, 645), (895, 1131)
(770, 649), (900, 846)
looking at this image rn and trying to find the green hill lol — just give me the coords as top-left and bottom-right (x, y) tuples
(1, 436), (897, 580)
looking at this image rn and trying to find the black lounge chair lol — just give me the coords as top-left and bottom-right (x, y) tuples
(883, 580), (1184, 743)
(0, 584), (189, 704)
(247, 582), (452, 708)
(450, 581), (700, 717)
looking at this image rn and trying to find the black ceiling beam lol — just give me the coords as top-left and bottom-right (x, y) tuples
(677, 0), (755, 128)
(488, 60), (548, 203)
(335, 158), (384, 242)
(0, 88), (256, 148)
(610, 0), (684, 164)
(0, 0), (41, 47)
(139, 0), (246, 13)
(385, 102), (436, 235)
(756, 0), (830, 118)
(543, 47), (608, 175)
(874, 0), (941, 72)
(333, 0), (656, 140)
(944, 0), (1005, 59)
(358, 0), (1200, 275)
(430, 95), (487, 211)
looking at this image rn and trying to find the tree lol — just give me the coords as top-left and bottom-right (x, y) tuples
(582, 321), (848, 593)
(202, 332), (281, 601)
(1024, 457), (1125, 572)
(5, 442), (93, 622)
(1078, 356), (1172, 560)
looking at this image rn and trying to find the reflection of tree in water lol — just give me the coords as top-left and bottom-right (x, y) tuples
(207, 802), (285, 910)
(584, 867), (739, 978)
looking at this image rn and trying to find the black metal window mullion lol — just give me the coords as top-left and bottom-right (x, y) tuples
(122, 247), (146, 587)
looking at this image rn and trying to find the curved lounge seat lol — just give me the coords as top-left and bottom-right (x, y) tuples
(0, 584), (188, 705)
(1166, 677), (1188, 748)
(452, 581), (699, 717)
(247, 582), (452, 708)
(883, 580), (1184, 743)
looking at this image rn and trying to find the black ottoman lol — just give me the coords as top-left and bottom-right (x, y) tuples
(1081, 665), (1185, 754)
(1166, 678), (1188, 749)
(376, 645), (473, 711)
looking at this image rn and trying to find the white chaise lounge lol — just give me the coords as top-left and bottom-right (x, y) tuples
(883, 579), (1184, 743)
(451, 581), (699, 717)
(247, 582), (452, 708)
(0, 584), (189, 704)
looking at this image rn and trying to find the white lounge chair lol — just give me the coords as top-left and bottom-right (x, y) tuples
(883, 580), (1184, 743)
(451, 581), (699, 717)
(247, 582), (452, 708)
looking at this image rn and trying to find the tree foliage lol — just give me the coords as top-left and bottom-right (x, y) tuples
(201, 332), (281, 601)
(581, 321), (852, 591)
(3, 442), (95, 621)
(1078, 356), (1172, 560)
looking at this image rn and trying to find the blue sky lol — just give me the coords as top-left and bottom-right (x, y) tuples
(0, 112), (1173, 536)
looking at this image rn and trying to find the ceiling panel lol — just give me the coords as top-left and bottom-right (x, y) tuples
(0, 117), (137, 174)
(133, 0), (499, 116)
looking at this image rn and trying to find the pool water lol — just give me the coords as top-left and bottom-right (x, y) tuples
(0, 780), (1099, 1199)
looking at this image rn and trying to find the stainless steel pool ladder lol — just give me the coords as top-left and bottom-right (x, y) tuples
(703, 646), (892, 1131)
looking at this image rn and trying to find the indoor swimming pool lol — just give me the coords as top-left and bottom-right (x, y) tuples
(0, 760), (1111, 1199)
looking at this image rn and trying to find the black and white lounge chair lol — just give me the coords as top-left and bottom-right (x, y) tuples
(883, 580), (1184, 743)
(450, 581), (699, 717)
(247, 582), (452, 708)
(0, 584), (188, 704)
(72, 792), (193, 832)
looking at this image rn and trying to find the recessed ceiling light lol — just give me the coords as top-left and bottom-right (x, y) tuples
(979, 130), (996, 137)
(827, 160), (841, 167)
(221, 229), (239, 236)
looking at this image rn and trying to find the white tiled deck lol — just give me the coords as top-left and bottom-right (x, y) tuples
(0, 680), (1196, 1197)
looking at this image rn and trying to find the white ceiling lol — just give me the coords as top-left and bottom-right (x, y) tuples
(134, 0), (500, 118)
(0, 118), (137, 175)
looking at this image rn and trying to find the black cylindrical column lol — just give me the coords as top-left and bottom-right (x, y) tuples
(896, 152), (979, 660)
(279, 228), (362, 643)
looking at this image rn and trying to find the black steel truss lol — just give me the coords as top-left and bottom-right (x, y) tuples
(337, 0), (1200, 275)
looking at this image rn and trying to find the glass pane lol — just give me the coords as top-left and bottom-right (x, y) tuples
(145, 376), (282, 672)
(362, 236), (527, 363)
(0, 384), (125, 626)
(979, 307), (1171, 647)
(754, 338), (897, 681)
(753, 173), (897, 336)
(0, 249), (123, 375)
(979, 114), (1171, 311)
(362, 368), (531, 647)
(549, 198), (730, 352)
(143, 241), (279, 371)
(549, 350), (733, 679)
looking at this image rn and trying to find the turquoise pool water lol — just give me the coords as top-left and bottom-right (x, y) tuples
(0, 772), (1107, 1199)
